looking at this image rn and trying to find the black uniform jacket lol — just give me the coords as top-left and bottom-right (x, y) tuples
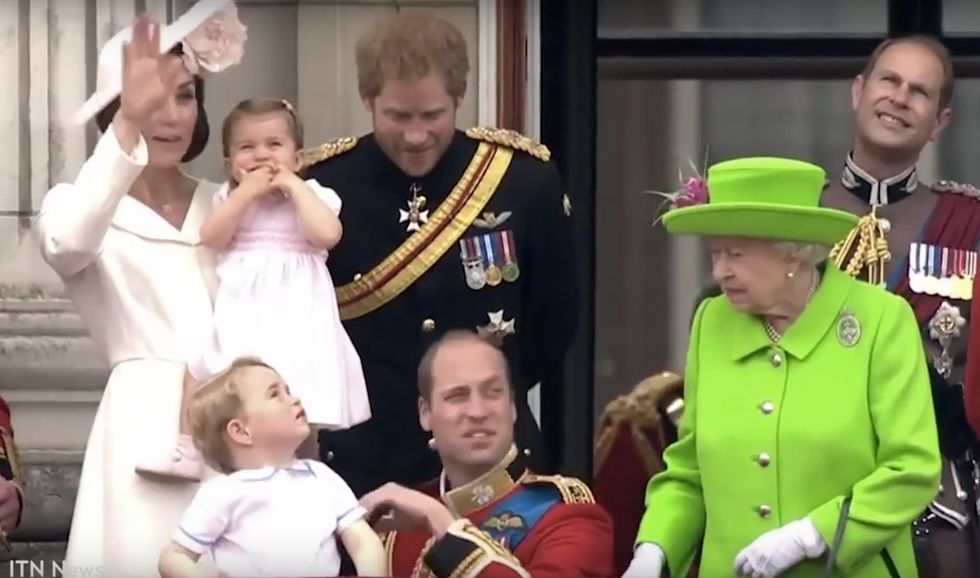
(304, 127), (579, 495)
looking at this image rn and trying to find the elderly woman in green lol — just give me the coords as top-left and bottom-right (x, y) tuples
(623, 157), (941, 578)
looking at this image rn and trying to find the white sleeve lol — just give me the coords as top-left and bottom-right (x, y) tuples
(34, 125), (149, 278)
(173, 476), (238, 554)
(212, 181), (231, 208)
(305, 179), (342, 216)
(306, 460), (365, 532)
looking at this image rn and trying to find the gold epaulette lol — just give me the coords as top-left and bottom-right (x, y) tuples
(302, 136), (358, 167)
(523, 473), (594, 504)
(465, 127), (551, 162)
(381, 531), (397, 574)
(933, 180), (980, 199)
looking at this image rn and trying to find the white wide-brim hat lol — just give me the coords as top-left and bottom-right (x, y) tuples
(71, 0), (246, 126)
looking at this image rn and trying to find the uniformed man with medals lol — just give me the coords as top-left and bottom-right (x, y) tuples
(303, 13), (578, 497)
(821, 35), (980, 578)
(359, 332), (613, 578)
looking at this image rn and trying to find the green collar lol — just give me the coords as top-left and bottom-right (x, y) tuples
(728, 264), (852, 361)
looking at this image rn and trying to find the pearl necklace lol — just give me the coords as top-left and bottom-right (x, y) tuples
(763, 272), (820, 342)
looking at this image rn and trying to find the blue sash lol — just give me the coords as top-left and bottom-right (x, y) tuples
(478, 485), (562, 551)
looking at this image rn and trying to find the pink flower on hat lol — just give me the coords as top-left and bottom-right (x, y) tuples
(647, 155), (710, 225)
(181, 3), (248, 74)
(672, 176), (709, 208)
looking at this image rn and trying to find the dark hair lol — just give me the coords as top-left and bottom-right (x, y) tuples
(221, 98), (305, 158)
(416, 330), (513, 402)
(93, 44), (210, 163)
(862, 35), (954, 109)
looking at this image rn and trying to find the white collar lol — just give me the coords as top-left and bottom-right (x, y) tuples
(230, 458), (315, 482)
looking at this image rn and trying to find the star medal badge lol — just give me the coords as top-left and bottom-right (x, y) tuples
(478, 310), (516, 347)
(459, 237), (487, 290)
(398, 183), (429, 232)
(480, 234), (503, 286)
(929, 301), (966, 378)
(500, 230), (520, 283)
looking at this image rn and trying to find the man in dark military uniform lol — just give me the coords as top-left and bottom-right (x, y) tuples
(0, 394), (24, 555)
(303, 12), (577, 497)
(359, 332), (613, 578)
(819, 35), (980, 578)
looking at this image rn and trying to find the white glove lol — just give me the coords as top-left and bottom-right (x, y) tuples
(623, 542), (665, 578)
(734, 518), (826, 578)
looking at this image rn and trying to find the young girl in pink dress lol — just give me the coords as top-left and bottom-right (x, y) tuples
(136, 98), (371, 481)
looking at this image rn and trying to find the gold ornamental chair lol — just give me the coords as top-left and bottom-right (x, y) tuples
(594, 371), (693, 576)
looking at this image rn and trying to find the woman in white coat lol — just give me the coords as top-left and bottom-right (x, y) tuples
(34, 2), (246, 575)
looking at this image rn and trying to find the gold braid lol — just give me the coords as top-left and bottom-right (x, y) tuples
(828, 206), (891, 286)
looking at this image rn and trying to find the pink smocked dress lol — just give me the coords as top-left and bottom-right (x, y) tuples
(197, 180), (370, 430)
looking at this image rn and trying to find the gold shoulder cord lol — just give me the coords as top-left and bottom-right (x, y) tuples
(829, 206), (891, 285)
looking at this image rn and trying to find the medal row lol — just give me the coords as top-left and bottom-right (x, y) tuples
(908, 242), (977, 300)
(460, 230), (521, 290)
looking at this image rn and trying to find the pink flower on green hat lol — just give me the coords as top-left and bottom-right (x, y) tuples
(647, 157), (710, 224)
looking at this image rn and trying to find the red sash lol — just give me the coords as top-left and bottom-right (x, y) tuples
(893, 194), (980, 327)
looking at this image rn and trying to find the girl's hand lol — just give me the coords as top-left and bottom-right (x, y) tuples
(270, 163), (304, 198)
(232, 165), (275, 200)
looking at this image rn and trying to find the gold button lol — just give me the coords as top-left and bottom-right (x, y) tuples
(757, 453), (771, 467)
(353, 273), (362, 281)
(760, 401), (775, 414)
(422, 318), (436, 332)
(771, 353), (783, 367)
(758, 505), (772, 518)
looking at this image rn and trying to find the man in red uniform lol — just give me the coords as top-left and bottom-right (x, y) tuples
(0, 394), (24, 552)
(819, 35), (980, 578)
(359, 330), (613, 578)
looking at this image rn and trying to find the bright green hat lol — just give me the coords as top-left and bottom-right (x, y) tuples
(661, 157), (859, 246)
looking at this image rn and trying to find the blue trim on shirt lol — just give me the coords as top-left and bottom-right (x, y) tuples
(178, 525), (217, 548)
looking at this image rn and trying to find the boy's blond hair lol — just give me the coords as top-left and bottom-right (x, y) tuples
(188, 356), (274, 474)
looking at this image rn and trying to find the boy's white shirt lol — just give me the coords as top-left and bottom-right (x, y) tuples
(174, 458), (365, 578)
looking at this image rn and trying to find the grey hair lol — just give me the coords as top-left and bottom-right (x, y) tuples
(773, 241), (830, 267)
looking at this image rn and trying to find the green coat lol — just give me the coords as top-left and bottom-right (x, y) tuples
(637, 264), (941, 578)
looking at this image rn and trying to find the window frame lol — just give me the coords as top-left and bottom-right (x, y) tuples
(538, 0), (980, 482)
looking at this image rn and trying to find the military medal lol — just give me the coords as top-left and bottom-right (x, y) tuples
(937, 247), (955, 298)
(908, 243), (925, 294)
(963, 251), (977, 300)
(459, 237), (487, 290)
(500, 230), (520, 282)
(922, 245), (940, 296)
(951, 250), (968, 300)
(955, 249), (976, 300)
(398, 183), (429, 232)
(482, 234), (503, 286)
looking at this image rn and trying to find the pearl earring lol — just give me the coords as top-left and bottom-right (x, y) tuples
(427, 438), (436, 450)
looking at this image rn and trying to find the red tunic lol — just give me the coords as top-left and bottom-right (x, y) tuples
(384, 450), (614, 578)
(0, 394), (24, 528)
(966, 273), (980, 440)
